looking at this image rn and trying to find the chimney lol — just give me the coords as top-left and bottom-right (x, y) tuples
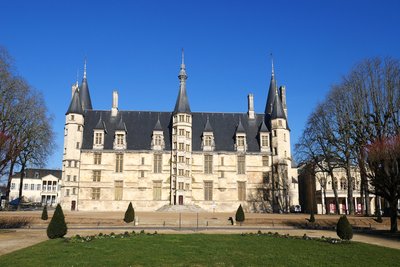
(279, 86), (287, 118)
(111, 90), (118, 117)
(247, 93), (255, 119)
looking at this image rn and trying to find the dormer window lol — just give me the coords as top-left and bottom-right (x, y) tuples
(93, 130), (104, 149)
(151, 132), (165, 150)
(260, 133), (270, 152)
(202, 134), (215, 151)
(235, 134), (247, 152)
(114, 131), (126, 150)
(204, 136), (212, 146)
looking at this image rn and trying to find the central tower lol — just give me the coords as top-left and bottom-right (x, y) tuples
(171, 50), (192, 205)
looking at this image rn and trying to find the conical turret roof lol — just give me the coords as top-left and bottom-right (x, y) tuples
(66, 89), (83, 115)
(79, 60), (93, 110)
(115, 115), (127, 132)
(271, 89), (286, 120)
(265, 60), (277, 115)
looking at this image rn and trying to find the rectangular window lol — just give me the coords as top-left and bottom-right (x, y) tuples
(76, 142), (80, 149)
(71, 115), (74, 121)
(36, 184), (41, 191)
(91, 188), (100, 200)
(262, 155), (269, 166)
(94, 153), (102, 164)
(66, 189), (70, 197)
(95, 132), (103, 145)
(204, 181), (213, 201)
(178, 169), (184, 176)
(204, 155), (213, 174)
(178, 156), (184, 163)
(154, 154), (162, 173)
(141, 157), (145, 165)
(186, 115), (190, 123)
(186, 158), (190, 165)
(115, 180), (123, 200)
(238, 182), (246, 201)
(185, 183), (190, 191)
(24, 184), (28, 190)
(73, 175), (77, 182)
(140, 170), (145, 178)
(116, 134), (124, 145)
(204, 136), (212, 146)
(185, 170), (190, 176)
(237, 136), (245, 147)
(179, 115), (185, 122)
(284, 133), (287, 142)
(153, 181), (162, 200)
(178, 143), (184, 151)
(237, 155), (245, 174)
(186, 144), (190, 152)
(72, 188), (77, 195)
(30, 184), (35, 190)
(273, 130), (277, 137)
(116, 154), (124, 172)
(78, 125), (82, 131)
(278, 120), (282, 126)
(67, 175), (71, 181)
(221, 157), (224, 166)
(11, 183), (15, 190)
(93, 170), (101, 182)
(186, 131), (190, 138)
(274, 147), (277, 155)
(179, 129), (185, 136)
(155, 135), (162, 146)
(178, 182), (184, 190)
(219, 171), (225, 178)
(261, 135), (269, 147)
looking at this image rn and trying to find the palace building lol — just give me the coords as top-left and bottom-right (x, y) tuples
(60, 52), (299, 212)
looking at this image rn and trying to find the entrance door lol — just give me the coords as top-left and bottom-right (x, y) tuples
(71, 200), (76, 211)
(178, 195), (183, 205)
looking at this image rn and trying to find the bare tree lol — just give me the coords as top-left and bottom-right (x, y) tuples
(367, 136), (400, 232)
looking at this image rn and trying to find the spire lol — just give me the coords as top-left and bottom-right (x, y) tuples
(83, 58), (87, 79)
(153, 115), (163, 131)
(236, 118), (245, 133)
(265, 54), (277, 115)
(203, 116), (213, 132)
(271, 53), (274, 77)
(173, 49), (191, 114)
(79, 59), (93, 110)
(66, 89), (83, 115)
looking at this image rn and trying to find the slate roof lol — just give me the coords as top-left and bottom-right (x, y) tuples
(271, 90), (287, 120)
(11, 168), (62, 179)
(81, 110), (270, 152)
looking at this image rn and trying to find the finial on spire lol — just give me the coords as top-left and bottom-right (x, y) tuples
(76, 69), (79, 86)
(181, 48), (185, 68)
(270, 53), (274, 76)
(83, 58), (87, 79)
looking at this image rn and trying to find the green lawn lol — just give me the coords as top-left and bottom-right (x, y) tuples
(0, 234), (399, 266)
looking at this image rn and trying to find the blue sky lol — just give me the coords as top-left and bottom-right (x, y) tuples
(1, 0), (400, 170)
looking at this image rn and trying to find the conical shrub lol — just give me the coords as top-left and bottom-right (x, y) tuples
(336, 215), (353, 240)
(47, 204), (67, 239)
(124, 202), (135, 223)
(41, 205), (48, 220)
(235, 204), (245, 224)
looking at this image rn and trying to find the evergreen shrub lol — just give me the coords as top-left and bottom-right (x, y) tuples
(46, 204), (67, 239)
(41, 205), (48, 220)
(124, 202), (135, 223)
(336, 215), (353, 240)
(235, 204), (245, 224)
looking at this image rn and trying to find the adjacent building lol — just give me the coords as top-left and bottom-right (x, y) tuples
(61, 52), (299, 212)
(9, 168), (62, 205)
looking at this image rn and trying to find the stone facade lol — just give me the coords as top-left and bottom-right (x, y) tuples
(61, 55), (299, 212)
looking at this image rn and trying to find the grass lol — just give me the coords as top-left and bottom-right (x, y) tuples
(0, 234), (399, 266)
